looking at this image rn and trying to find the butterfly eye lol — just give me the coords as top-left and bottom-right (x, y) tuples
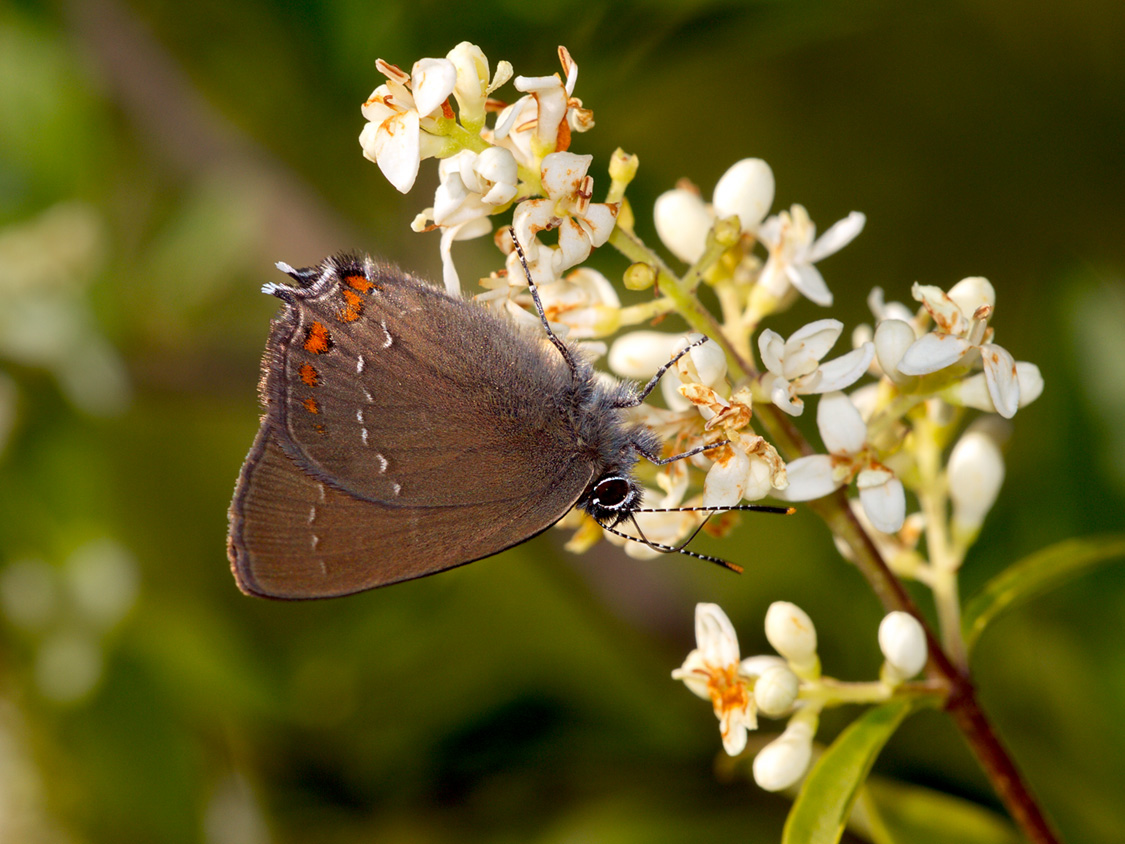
(591, 476), (633, 510)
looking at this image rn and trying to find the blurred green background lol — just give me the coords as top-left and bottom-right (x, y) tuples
(1, 1), (1123, 842)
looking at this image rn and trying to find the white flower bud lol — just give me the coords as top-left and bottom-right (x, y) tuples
(948, 428), (1005, 533)
(754, 665), (800, 716)
(764, 602), (818, 673)
(752, 714), (816, 792)
(607, 331), (677, 379)
(654, 189), (710, 263)
(878, 611), (928, 681)
(713, 158), (775, 231)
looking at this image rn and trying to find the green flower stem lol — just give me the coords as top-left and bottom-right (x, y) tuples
(608, 226), (754, 376)
(800, 678), (945, 709)
(433, 119), (491, 153)
(913, 414), (969, 669)
(618, 298), (676, 326)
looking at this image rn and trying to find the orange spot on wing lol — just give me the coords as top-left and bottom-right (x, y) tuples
(303, 397), (320, 414)
(304, 322), (332, 354)
(338, 288), (364, 322)
(343, 273), (375, 293)
(299, 363), (319, 386)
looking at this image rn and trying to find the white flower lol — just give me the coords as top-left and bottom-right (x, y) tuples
(777, 392), (906, 533)
(360, 58), (458, 193)
(757, 204), (866, 307)
(672, 604), (759, 755)
(758, 319), (874, 416)
(763, 601), (819, 676)
(878, 611), (928, 683)
(506, 152), (618, 285)
(654, 158), (776, 264)
(416, 147), (520, 294)
(752, 709), (818, 792)
(896, 278), (1027, 418)
(607, 333), (788, 508)
(701, 432), (788, 507)
(492, 47), (589, 169)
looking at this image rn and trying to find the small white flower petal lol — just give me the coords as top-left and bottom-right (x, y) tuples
(981, 343), (1020, 419)
(817, 391), (867, 455)
(720, 712), (751, 756)
(858, 471), (906, 534)
(811, 343), (875, 393)
(874, 319), (917, 382)
(808, 211), (865, 262)
(878, 611), (928, 679)
(757, 329), (787, 376)
(768, 375), (804, 416)
(540, 152), (592, 200)
(952, 361), (1042, 412)
(411, 57), (457, 118)
(371, 110), (421, 193)
(695, 603), (741, 667)
(713, 158), (775, 230)
(672, 650), (711, 701)
(786, 319), (844, 375)
(912, 282), (967, 335)
(897, 332), (973, 376)
(677, 334), (727, 386)
(742, 454), (776, 500)
(654, 189), (711, 264)
(703, 445), (751, 508)
(773, 455), (840, 501)
(787, 261), (834, 307)
(554, 217), (593, 273)
(578, 202), (619, 248)
(947, 276), (995, 317)
(474, 146), (519, 204)
(1015, 361), (1044, 405)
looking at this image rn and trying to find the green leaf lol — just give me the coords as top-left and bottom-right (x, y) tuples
(962, 534), (1125, 655)
(855, 776), (1020, 844)
(782, 698), (928, 844)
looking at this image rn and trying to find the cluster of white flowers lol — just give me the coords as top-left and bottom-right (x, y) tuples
(360, 44), (1044, 757)
(360, 44), (615, 299)
(672, 603), (925, 790)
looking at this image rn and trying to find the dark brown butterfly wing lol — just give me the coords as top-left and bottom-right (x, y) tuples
(229, 427), (592, 598)
(263, 256), (582, 507)
(228, 256), (596, 598)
